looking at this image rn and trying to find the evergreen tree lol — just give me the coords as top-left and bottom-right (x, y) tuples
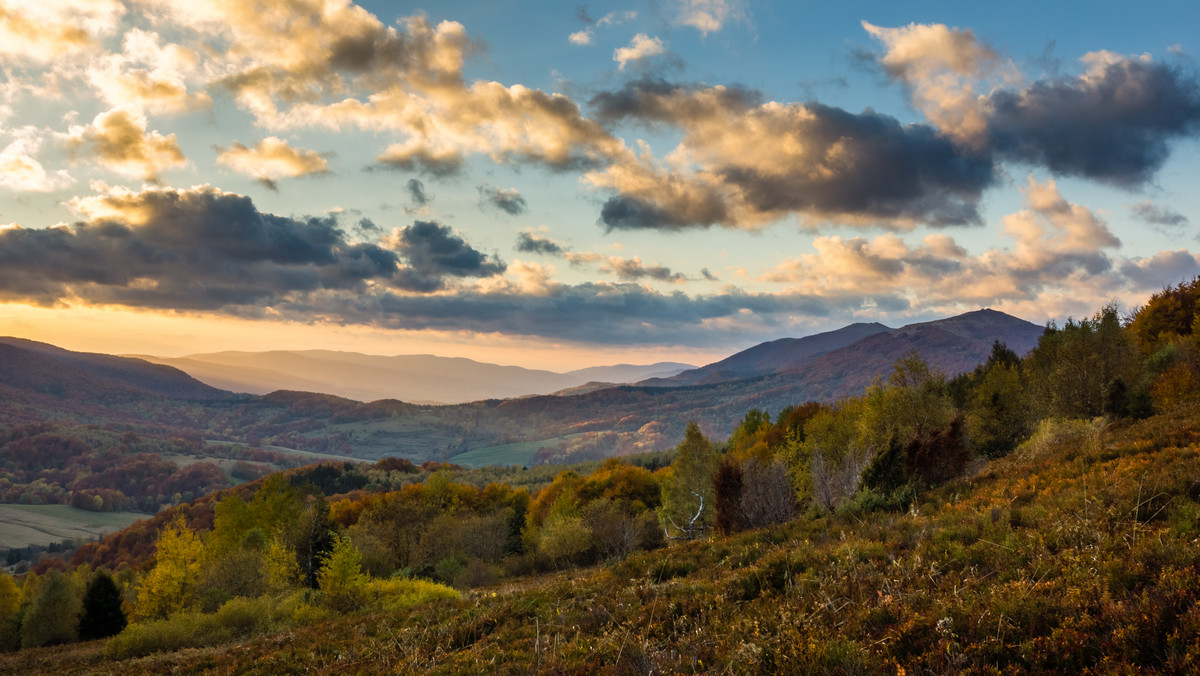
(78, 571), (127, 641)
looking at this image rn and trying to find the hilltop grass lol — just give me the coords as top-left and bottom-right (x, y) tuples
(7, 405), (1200, 674)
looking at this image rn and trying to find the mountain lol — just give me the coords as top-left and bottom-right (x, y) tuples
(642, 309), (1040, 392)
(0, 338), (227, 405)
(133, 351), (696, 404)
(565, 362), (693, 383)
(0, 309), (1045, 466)
(644, 322), (893, 386)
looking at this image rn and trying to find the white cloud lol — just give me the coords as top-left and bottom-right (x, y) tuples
(614, 34), (665, 70)
(675, 0), (748, 36)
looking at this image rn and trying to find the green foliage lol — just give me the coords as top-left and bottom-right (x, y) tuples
(365, 577), (459, 613)
(967, 362), (1032, 457)
(78, 571), (127, 641)
(0, 574), (18, 652)
(659, 422), (718, 539)
(1128, 276), (1200, 353)
(20, 570), (80, 649)
(317, 535), (368, 613)
(1026, 303), (1140, 419)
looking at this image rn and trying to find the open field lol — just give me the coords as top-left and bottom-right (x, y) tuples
(0, 505), (144, 550)
(450, 435), (584, 467)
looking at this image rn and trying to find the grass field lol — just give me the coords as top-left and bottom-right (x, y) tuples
(450, 435), (582, 468)
(0, 505), (144, 550)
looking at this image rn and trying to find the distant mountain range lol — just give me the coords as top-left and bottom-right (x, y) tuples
(0, 308), (1046, 465)
(129, 351), (694, 404)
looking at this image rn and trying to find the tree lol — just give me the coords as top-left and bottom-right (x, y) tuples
(712, 460), (746, 535)
(263, 537), (302, 595)
(136, 518), (203, 619)
(0, 573), (19, 651)
(20, 570), (80, 649)
(317, 535), (367, 613)
(967, 363), (1032, 458)
(78, 571), (127, 641)
(659, 422), (718, 540)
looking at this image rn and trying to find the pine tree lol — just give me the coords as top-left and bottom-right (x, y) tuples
(78, 571), (127, 641)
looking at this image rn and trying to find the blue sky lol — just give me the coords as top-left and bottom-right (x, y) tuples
(0, 0), (1198, 369)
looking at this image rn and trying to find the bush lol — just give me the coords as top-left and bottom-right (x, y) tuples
(365, 577), (459, 613)
(104, 596), (280, 659)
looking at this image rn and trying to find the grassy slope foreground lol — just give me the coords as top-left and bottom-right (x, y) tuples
(8, 404), (1200, 675)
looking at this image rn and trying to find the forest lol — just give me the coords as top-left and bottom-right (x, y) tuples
(2, 280), (1200, 673)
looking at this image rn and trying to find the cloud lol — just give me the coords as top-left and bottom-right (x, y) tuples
(755, 177), (1180, 317)
(0, 128), (74, 192)
(614, 34), (666, 71)
(985, 53), (1200, 186)
(406, 178), (429, 207)
(569, 30), (594, 46)
(1130, 201), (1189, 227)
(478, 185), (528, 215)
(863, 21), (1010, 149)
(0, 0), (123, 65)
(515, 231), (566, 256)
(65, 109), (186, 182)
(570, 8), (637, 44)
(865, 23), (1200, 186)
(675, 0), (748, 36)
(0, 184), (399, 309)
(133, 6), (626, 175)
(384, 220), (505, 291)
(586, 81), (995, 230)
(86, 28), (211, 115)
(216, 137), (329, 189)
(604, 256), (687, 283)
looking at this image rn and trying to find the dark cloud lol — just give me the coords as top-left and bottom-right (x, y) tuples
(986, 58), (1200, 186)
(589, 77), (762, 125)
(700, 267), (718, 281)
(389, 220), (505, 291)
(593, 83), (996, 230)
(1130, 201), (1190, 227)
(478, 185), (528, 215)
(406, 178), (429, 207)
(273, 283), (852, 346)
(607, 258), (686, 282)
(0, 187), (399, 310)
(376, 146), (465, 177)
(0, 187), (515, 310)
(599, 195), (713, 231)
(515, 231), (565, 256)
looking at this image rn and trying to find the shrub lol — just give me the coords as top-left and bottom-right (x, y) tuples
(366, 577), (459, 613)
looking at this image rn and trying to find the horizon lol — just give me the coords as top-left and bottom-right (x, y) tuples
(1, 1), (1197, 370)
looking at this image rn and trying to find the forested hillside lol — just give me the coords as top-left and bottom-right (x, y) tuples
(0, 309), (1047, 467)
(0, 284), (1199, 673)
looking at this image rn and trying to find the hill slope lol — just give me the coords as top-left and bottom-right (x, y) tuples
(135, 350), (693, 404)
(643, 322), (893, 386)
(14, 405), (1200, 674)
(0, 338), (227, 405)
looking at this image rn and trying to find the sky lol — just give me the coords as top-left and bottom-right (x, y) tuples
(1, 0), (1199, 371)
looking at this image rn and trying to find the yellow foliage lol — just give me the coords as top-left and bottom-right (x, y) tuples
(136, 518), (203, 620)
